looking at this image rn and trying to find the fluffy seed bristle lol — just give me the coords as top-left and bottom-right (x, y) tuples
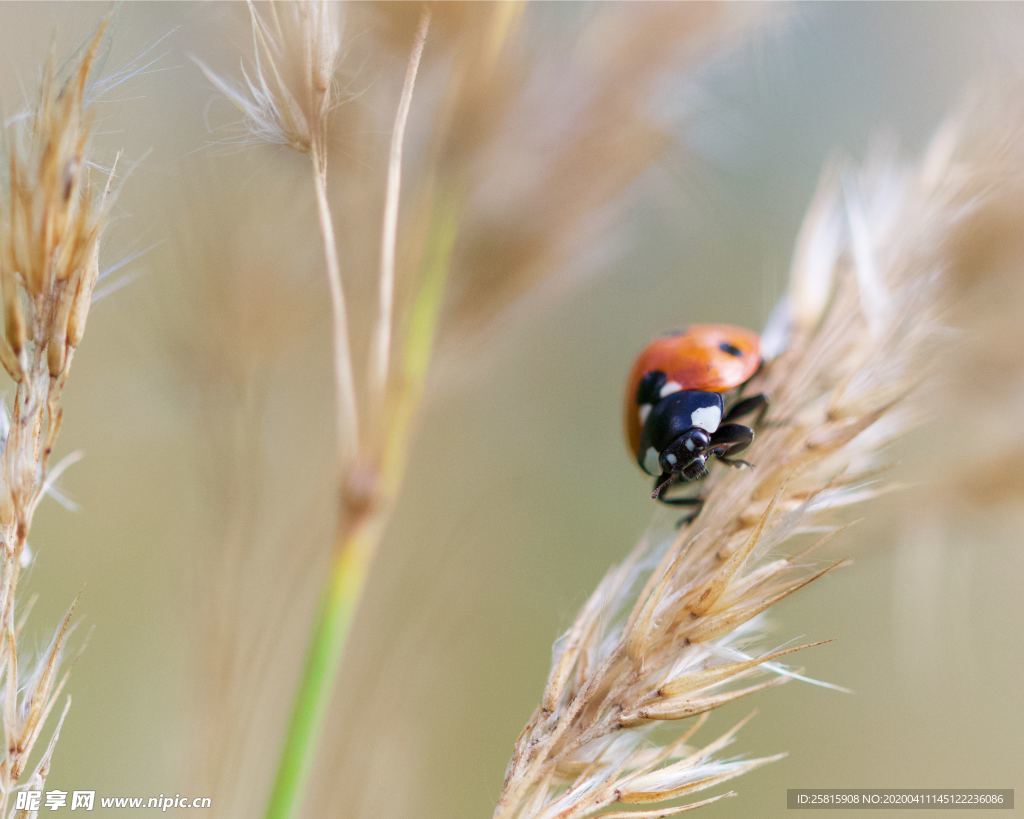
(195, 0), (343, 157)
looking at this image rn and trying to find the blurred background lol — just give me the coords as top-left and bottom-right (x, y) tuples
(0, 2), (1022, 817)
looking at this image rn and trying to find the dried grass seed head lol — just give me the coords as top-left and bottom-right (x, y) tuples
(493, 110), (1001, 818)
(0, 21), (123, 814)
(198, 0), (343, 158)
(1, 26), (115, 387)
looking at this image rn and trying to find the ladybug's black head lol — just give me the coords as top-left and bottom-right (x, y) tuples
(650, 427), (712, 498)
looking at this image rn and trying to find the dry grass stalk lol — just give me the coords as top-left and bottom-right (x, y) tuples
(197, 0), (357, 456)
(493, 115), (994, 817)
(198, 3), (770, 816)
(200, 4), (436, 817)
(369, 9), (430, 414)
(289, 5), (770, 814)
(0, 27), (118, 817)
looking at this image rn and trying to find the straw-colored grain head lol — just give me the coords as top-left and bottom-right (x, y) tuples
(0, 23), (119, 816)
(494, 105), (1013, 818)
(1, 27), (115, 384)
(0, 24), (116, 536)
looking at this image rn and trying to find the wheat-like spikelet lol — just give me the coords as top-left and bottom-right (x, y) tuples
(0, 27), (118, 817)
(493, 113), (995, 817)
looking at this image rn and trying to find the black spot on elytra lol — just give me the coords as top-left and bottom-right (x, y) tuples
(636, 370), (666, 405)
(719, 341), (743, 357)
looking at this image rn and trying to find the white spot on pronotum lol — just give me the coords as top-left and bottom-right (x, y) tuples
(684, 438), (696, 451)
(643, 447), (659, 475)
(638, 404), (651, 424)
(659, 380), (682, 398)
(664, 453), (677, 465)
(690, 404), (721, 433)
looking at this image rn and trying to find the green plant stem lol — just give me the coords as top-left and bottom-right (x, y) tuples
(263, 192), (460, 819)
(264, 519), (372, 819)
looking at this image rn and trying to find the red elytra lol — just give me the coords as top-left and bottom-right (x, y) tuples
(624, 324), (761, 456)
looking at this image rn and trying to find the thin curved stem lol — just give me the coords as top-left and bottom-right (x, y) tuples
(369, 8), (431, 411)
(262, 189), (458, 819)
(313, 158), (359, 458)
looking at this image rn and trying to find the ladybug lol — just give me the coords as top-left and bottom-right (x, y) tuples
(624, 324), (768, 512)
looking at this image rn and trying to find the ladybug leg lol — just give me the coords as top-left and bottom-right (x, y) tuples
(674, 503), (703, 528)
(657, 495), (704, 509)
(724, 393), (769, 426)
(709, 423), (754, 468)
(659, 495), (705, 527)
(652, 477), (706, 526)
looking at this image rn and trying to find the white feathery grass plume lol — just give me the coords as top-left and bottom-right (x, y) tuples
(195, 0), (343, 158)
(493, 109), (999, 817)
